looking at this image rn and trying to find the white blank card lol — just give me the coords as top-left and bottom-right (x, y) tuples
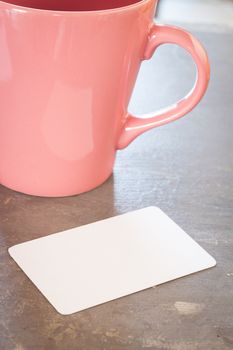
(9, 207), (216, 315)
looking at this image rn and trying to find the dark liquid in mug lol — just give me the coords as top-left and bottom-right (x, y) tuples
(3, 0), (143, 11)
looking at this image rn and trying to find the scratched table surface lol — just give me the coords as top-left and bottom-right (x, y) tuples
(0, 29), (233, 350)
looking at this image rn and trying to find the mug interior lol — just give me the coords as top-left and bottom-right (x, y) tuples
(2, 0), (144, 11)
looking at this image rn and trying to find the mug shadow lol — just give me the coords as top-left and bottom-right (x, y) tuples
(0, 174), (117, 247)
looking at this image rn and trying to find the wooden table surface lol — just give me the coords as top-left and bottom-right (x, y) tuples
(0, 30), (233, 350)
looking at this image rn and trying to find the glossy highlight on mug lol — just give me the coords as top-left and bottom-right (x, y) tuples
(0, 0), (210, 197)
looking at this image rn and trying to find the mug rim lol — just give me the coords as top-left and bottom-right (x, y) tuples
(0, 0), (153, 14)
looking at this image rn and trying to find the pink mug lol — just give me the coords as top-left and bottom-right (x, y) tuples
(0, 0), (210, 197)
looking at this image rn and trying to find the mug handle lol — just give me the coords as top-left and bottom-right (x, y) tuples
(117, 24), (210, 149)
